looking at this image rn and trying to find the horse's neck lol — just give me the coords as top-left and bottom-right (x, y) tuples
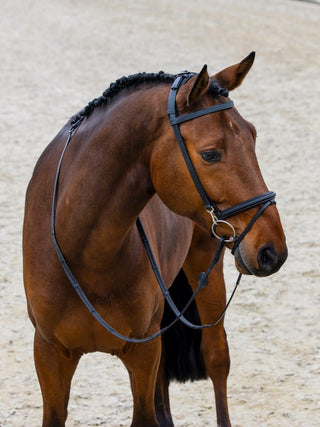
(58, 86), (167, 262)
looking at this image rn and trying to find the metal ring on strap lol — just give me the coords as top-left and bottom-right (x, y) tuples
(211, 220), (237, 243)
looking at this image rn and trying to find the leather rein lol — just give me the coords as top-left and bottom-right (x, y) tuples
(51, 73), (276, 343)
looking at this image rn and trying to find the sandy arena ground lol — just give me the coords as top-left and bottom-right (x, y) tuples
(1, 0), (319, 426)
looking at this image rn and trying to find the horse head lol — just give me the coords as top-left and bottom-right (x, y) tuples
(151, 52), (287, 277)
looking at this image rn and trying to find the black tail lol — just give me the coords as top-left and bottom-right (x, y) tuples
(161, 269), (207, 382)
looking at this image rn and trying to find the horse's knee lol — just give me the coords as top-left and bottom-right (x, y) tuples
(205, 347), (230, 379)
(201, 329), (230, 378)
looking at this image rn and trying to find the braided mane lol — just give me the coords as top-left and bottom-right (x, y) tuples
(70, 70), (226, 125)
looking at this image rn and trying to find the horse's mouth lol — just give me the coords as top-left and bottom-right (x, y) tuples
(233, 246), (254, 276)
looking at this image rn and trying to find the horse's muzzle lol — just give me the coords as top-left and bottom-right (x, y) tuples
(234, 243), (288, 277)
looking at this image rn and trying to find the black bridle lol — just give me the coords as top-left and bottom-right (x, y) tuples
(51, 73), (276, 343)
(167, 72), (275, 247)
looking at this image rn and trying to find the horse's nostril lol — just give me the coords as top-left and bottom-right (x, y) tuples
(257, 244), (279, 273)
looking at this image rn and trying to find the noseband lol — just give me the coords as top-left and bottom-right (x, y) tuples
(51, 72), (276, 343)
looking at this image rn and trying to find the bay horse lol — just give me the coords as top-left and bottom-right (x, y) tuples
(23, 52), (287, 427)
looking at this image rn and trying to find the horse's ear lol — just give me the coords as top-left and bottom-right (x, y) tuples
(187, 65), (210, 106)
(213, 52), (255, 91)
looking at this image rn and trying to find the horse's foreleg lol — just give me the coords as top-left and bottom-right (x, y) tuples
(200, 323), (231, 427)
(154, 346), (174, 426)
(183, 226), (231, 427)
(34, 328), (81, 427)
(121, 337), (162, 427)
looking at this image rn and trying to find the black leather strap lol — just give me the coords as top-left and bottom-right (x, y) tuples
(167, 75), (234, 213)
(231, 199), (275, 254)
(217, 191), (276, 220)
(169, 101), (234, 125)
(137, 218), (240, 329)
(167, 74), (276, 222)
(171, 121), (213, 210)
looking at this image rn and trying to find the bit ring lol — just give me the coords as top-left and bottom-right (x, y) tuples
(211, 220), (236, 243)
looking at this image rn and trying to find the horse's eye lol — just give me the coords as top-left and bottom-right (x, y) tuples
(200, 150), (221, 163)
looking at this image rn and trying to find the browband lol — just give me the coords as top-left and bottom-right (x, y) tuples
(169, 101), (234, 125)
